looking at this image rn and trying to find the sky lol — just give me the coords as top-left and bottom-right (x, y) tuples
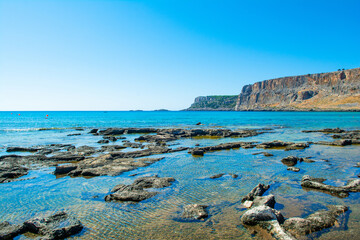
(1, 0), (360, 111)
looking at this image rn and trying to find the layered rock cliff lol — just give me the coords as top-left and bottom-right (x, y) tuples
(235, 67), (360, 111)
(187, 95), (237, 111)
(187, 67), (360, 111)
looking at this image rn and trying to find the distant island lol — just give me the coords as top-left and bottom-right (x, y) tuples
(187, 67), (360, 111)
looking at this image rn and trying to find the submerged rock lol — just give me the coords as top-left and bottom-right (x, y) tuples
(287, 167), (300, 172)
(252, 152), (274, 157)
(97, 139), (109, 144)
(24, 211), (83, 239)
(182, 204), (208, 220)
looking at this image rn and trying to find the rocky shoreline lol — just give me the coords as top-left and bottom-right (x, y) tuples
(1, 127), (360, 239)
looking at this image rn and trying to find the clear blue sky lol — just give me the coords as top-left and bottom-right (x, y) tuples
(1, 0), (359, 110)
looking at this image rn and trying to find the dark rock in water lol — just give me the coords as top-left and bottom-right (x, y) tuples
(0, 221), (26, 240)
(256, 141), (310, 151)
(287, 167), (300, 172)
(182, 204), (208, 220)
(301, 175), (360, 197)
(210, 173), (225, 179)
(105, 189), (158, 202)
(242, 183), (270, 202)
(252, 195), (276, 208)
(97, 139), (110, 144)
(302, 128), (345, 133)
(190, 149), (204, 156)
(229, 173), (238, 178)
(241, 205), (284, 226)
(100, 145), (126, 152)
(132, 176), (175, 189)
(256, 140), (292, 149)
(75, 128), (84, 131)
(285, 142), (309, 151)
(89, 128), (98, 134)
(67, 133), (81, 136)
(69, 145), (96, 156)
(283, 205), (348, 237)
(47, 154), (85, 162)
(100, 128), (157, 136)
(54, 165), (77, 175)
(103, 136), (117, 142)
(169, 147), (189, 153)
(195, 122), (202, 125)
(188, 141), (257, 156)
(315, 139), (352, 146)
(0, 165), (28, 183)
(195, 144), (200, 146)
(24, 211), (83, 239)
(105, 176), (175, 202)
(252, 152), (274, 157)
(281, 156), (303, 166)
(6, 147), (41, 152)
(123, 142), (143, 148)
(135, 128), (264, 143)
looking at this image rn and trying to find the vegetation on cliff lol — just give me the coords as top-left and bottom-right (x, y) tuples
(187, 95), (237, 111)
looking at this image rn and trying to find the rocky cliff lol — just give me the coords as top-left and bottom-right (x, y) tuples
(235, 67), (360, 111)
(187, 67), (360, 111)
(187, 95), (237, 111)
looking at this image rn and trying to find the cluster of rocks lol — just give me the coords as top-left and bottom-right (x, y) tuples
(105, 175), (175, 202)
(240, 183), (349, 239)
(256, 140), (309, 151)
(301, 175), (360, 198)
(0, 211), (83, 240)
(54, 156), (165, 177)
(303, 128), (360, 146)
(188, 141), (257, 156)
(132, 128), (266, 143)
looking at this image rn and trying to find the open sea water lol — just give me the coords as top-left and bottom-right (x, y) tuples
(1, 111), (360, 239)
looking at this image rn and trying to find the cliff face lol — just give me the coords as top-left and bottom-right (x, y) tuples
(235, 68), (360, 111)
(187, 95), (237, 111)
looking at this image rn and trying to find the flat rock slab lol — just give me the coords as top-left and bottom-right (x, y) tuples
(24, 211), (83, 239)
(182, 204), (208, 220)
(54, 156), (164, 177)
(105, 176), (175, 202)
(283, 205), (348, 237)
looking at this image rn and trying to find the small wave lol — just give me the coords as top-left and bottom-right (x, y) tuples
(0, 127), (68, 132)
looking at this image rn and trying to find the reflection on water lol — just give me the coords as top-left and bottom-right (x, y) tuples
(1, 112), (360, 239)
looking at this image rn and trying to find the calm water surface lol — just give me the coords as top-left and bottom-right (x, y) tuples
(1, 111), (360, 239)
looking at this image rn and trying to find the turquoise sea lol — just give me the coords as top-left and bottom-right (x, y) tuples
(1, 111), (360, 239)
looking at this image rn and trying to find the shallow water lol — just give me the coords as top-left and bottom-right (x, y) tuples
(1, 111), (360, 239)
